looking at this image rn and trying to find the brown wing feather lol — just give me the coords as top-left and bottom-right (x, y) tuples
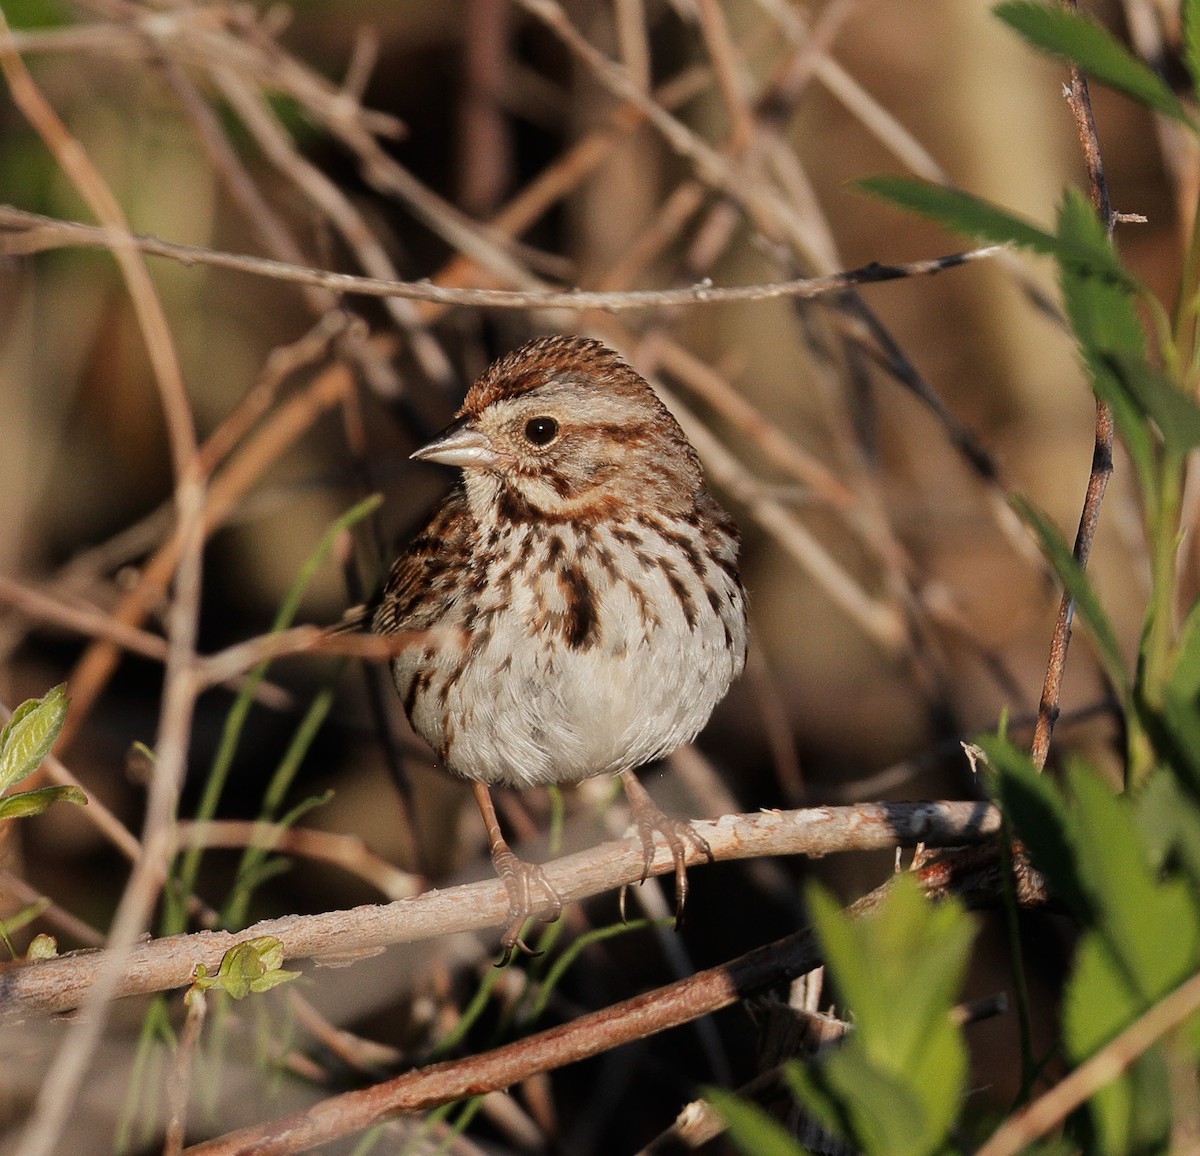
(371, 486), (475, 635)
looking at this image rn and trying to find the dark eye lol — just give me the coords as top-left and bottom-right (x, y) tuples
(523, 416), (559, 446)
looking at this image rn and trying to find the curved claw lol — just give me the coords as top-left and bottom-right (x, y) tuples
(491, 844), (562, 965)
(619, 770), (713, 927)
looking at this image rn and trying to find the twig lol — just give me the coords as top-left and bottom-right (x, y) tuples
(1029, 0), (1117, 770)
(0, 207), (1005, 309)
(172, 820), (421, 901)
(58, 357), (354, 751)
(182, 848), (1033, 1156)
(0, 12), (207, 1154)
(0, 799), (1001, 1022)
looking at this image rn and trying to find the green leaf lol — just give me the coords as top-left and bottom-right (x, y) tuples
(856, 176), (1129, 283)
(1103, 353), (1200, 454)
(1159, 603), (1200, 790)
(1068, 764), (1200, 996)
(1062, 937), (1173, 1154)
(1186, 0), (1200, 105)
(0, 684), (68, 794)
(26, 934), (57, 960)
(979, 733), (1089, 918)
(190, 935), (300, 1002)
(793, 878), (975, 1155)
(1134, 769), (1200, 884)
(707, 1088), (809, 1156)
(1053, 188), (1159, 495)
(996, 1), (1196, 127)
(1010, 497), (1128, 701)
(0, 784), (87, 820)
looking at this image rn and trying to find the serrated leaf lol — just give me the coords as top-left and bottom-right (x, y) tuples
(706, 1088), (810, 1156)
(856, 176), (1129, 284)
(0, 784), (87, 821)
(798, 878), (974, 1155)
(1011, 497), (1129, 702)
(0, 685), (68, 794)
(996, 1), (1195, 127)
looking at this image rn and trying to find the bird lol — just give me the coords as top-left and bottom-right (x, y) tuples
(372, 334), (747, 959)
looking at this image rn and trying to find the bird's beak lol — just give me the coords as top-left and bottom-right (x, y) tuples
(411, 415), (504, 470)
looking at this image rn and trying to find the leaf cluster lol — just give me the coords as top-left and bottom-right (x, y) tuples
(721, 2), (1200, 1152)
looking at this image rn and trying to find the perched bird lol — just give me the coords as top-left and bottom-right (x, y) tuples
(373, 335), (747, 957)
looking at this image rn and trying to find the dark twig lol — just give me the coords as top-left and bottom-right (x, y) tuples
(1029, 0), (1117, 770)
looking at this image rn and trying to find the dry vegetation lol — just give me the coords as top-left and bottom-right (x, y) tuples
(0, 0), (1183, 1153)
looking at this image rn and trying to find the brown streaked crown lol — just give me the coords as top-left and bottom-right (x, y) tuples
(461, 335), (662, 415)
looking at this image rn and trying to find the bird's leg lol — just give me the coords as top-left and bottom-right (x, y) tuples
(617, 769), (713, 928)
(473, 782), (562, 964)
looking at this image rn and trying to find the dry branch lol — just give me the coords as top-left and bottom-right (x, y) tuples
(0, 206), (1004, 310)
(0, 800), (998, 1022)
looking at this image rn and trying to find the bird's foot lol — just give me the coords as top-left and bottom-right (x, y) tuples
(491, 844), (563, 966)
(618, 771), (713, 927)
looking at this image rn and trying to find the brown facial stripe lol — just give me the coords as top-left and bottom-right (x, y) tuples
(558, 563), (600, 650)
(587, 420), (657, 448)
(496, 484), (536, 524)
(495, 483), (627, 526)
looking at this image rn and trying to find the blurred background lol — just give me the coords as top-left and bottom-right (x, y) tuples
(0, 0), (1184, 1151)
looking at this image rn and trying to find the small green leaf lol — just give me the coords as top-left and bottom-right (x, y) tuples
(707, 1088), (809, 1156)
(1053, 188), (1160, 495)
(1063, 937), (1174, 1153)
(0, 784), (87, 821)
(996, 2), (1195, 127)
(1134, 769), (1200, 880)
(1010, 497), (1128, 701)
(0, 685), (68, 794)
(1068, 765), (1200, 995)
(190, 936), (299, 1001)
(1159, 605), (1200, 790)
(26, 933), (58, 960)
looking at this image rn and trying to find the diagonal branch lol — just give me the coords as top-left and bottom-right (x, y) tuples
(0, 800), (1000, 1022)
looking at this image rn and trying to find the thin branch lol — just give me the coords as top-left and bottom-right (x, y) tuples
(0, 207), (1005, 310)
(0, 12), (205, 1154)
(0, 800), (1000, 1022)
(172, 820), (422, 901)
(1029, 0), (1117, 770)
(182, 845), (1033, 1156)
